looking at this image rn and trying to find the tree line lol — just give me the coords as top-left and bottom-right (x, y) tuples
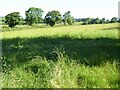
(3, 7), (74, 28)
(3, 7), (119, 28)
(75, 17), (118, 25)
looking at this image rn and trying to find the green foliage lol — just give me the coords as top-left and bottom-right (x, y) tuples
(87, 18), (94, 24)
(63, 11), (74, 25)
(0, 17), (5, 25)
(25, 7), (44, 26)
(49, 20), (55, 26)
(2, 50), (119, 88)
(106, 19), (110, 23)
(1, 23), (119, 88)
(82, 21), (88, 25)
(44, 10), (62, 26)
(19, 18), (25, 25)
(82, 18), (111, 25)
(101, 18), (106, 24)
(82, 18), (94, 25)
(110, 17), (118, 23)
(4, 12), (22, 28)
(67, 17), (74, 25)
(94, 17), (101, 24)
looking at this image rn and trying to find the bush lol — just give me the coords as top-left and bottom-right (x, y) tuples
(82, 21), (88, 25)
(67, 18), (73, 25)
(49, 20), (55, 26)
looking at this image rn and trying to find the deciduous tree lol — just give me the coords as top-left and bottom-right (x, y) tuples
(25, 7), (44, 25)
(110, 17), (118, 23)
(63, 11), (74, 25)
(44, 10), (62, 26)
(4, 12), (21, 28)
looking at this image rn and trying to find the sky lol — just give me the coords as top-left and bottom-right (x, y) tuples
(0, 0), (119, 19)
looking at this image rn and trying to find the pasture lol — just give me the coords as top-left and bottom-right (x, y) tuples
(1, 23), (120, 88)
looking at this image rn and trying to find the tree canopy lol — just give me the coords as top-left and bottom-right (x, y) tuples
(44, 10), (62, 26)
(110, 17), (118, 23)
(4, 12), (21, 28)
(63, 11), (74, 25)
(3, 7), (119, 27)
(25, 7), (44, 25)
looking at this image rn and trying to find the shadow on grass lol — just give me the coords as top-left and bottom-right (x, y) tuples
(2, 36), (120, 71)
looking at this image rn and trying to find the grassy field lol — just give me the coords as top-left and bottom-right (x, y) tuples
(1, 23), (120, 88)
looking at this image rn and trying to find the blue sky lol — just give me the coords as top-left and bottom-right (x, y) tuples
(0, 0), (119, 19)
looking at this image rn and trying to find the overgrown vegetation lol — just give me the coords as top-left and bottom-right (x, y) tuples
(1, 23), (119, 88)
(4, 12), (22, 28)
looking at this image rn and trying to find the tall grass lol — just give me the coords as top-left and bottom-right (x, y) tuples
(2, 55), (119, 88)
(1, 23), (119, 88)
(2, 49), (118, 88)
(2, 23), (118, 39)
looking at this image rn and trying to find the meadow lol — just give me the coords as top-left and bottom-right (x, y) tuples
(1, 23), (120, 88)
